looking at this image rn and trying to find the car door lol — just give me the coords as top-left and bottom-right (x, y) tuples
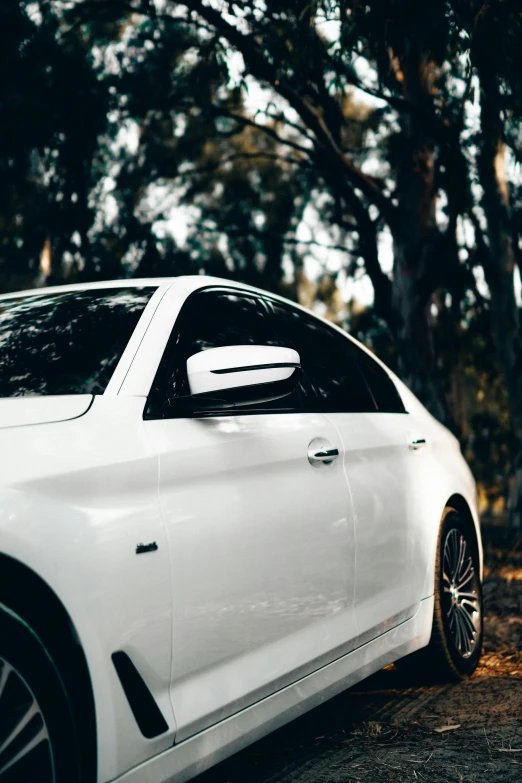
(344, 345), (429, 641)
(142, 287), (357, 744)
(267, 301), (426, 646)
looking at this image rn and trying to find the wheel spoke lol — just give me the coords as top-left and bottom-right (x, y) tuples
(455, 536), (466, 582)
(453, 609), (463, 652)
(0, 724), (48, 777)
(458, 610), (472, 655)
(457, 558), (473, 589)
(0, 661), (12, 703)
(445, 530), (458, 575)
(461, 596), (480, 616)
(458, 604), (477, 636)
(0, 700), (40, 760)
(0, 656), (54, 782)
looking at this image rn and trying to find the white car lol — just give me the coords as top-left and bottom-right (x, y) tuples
(0, 276), (482, 783)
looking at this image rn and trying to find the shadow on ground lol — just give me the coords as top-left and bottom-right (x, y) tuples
(194, 527), (522, 783)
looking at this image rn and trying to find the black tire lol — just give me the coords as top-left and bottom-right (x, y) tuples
(398, 507), (483, 682)
(0, 604), (81, 783)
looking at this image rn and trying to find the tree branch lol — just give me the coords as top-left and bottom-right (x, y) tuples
(210, 108), (316, 157)
(187, 222), (355, 255)
(178, 150), (311, 178)
(173, 0), (399, 227)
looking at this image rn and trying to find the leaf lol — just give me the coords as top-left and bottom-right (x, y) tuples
(434, 724), (461, 733)
(498, 748), (522, 752)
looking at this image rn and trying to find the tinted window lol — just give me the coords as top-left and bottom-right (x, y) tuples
(270, 303), (376, 413)
(355, 347), (406, 413)
(0, 287), (155, 397)
(147, 289), (309, 416)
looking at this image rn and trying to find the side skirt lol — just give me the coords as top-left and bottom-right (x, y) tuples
(111, 597), (434, 783)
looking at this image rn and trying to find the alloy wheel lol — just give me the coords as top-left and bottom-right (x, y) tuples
(442, 528), (481, 659)
(0, 656), (55, 782)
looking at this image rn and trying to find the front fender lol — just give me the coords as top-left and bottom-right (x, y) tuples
(0, 397), (175, 782)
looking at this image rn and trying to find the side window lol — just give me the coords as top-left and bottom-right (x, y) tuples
(270, 303), (376, 413)
(146, 288), (309, 417)
(0, 287), (155, 397)
(354, 346), (406, 413)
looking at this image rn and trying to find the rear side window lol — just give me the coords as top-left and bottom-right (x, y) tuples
(0, 287), (155, 397)
(354, 346), (406, 413)
(270, 302), (377, 413)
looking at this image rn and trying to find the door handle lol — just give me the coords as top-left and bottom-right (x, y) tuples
(308, 438), (340, 467)
(409, 438), (426, 450)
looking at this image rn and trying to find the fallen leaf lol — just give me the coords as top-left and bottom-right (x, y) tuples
(434, 724), (461, 733)
(498, 748), (522, 753)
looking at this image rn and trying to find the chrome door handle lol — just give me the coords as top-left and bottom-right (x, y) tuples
(409, 438), (426, 450)
(308, 438), (340, 467)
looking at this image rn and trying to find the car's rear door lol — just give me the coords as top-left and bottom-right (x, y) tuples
(142, 286), (356, 743)
(267, 302), (427, 645)
(346, 346), (429, 639)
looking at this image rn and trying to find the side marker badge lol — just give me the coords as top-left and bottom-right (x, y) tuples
(136, 542), (158, 555)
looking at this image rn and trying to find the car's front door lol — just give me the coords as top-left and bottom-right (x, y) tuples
(143, 287), (356, 743)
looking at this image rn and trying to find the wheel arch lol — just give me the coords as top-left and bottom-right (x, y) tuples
(0, 552), (97, 782)
(444, 493), (483, 579)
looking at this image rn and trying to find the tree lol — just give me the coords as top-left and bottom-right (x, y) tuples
(7, 0), (522, 526)
(60, 0), (467, 424)
(0, 2), (108, 289)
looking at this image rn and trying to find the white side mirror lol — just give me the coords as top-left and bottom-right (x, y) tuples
(187, 344), (300, 402)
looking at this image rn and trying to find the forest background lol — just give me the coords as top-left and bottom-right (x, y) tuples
(3, 0), (522, 528)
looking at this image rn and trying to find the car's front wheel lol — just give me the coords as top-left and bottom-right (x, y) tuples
(0, 606), (80, 782)
(399, 507), (483, 681)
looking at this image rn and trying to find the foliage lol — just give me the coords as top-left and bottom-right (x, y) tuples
(3, 0), (522, 512)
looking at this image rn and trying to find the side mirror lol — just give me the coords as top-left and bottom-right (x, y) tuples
(187, 344), (300, 407)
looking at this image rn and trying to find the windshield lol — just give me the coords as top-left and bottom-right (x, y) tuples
(0, 287), (156, 397)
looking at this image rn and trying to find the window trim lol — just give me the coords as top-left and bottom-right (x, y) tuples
(262, 295), (407, 415)
(352, 342), (407, 414)
(264, 297), (379, 414)
(144, 285), (318, 420)
(144, 284), (407, 420)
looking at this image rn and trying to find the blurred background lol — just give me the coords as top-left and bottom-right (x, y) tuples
(2, 0), (522, 531)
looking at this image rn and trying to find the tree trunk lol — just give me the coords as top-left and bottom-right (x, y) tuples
(478, 72), (522, 533)
(390, 47), (452, 427)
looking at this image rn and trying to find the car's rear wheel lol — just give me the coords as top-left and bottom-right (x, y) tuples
(399, 507), (483, 681)
(0, 606), (80, 782)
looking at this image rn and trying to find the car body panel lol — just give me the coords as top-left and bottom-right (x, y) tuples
(0, 395), (93, 428)
(0, 396), (176, 781)
(144, 411), (356, 743)
(112, 596), (434, 783)
(327, 410), (427, 640)
(0, 276), (482, 783)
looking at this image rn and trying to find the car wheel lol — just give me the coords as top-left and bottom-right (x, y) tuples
(0, 605), (81, 782)
(399, 507), (483, 681)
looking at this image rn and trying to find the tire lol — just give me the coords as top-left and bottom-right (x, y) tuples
(398, 507), (483, 682)
(0, 604), (81, 783)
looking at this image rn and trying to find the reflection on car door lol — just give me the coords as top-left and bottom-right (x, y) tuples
(143, 288), (357, 743)
(345, 346), (428, 641)
(268, 302), (425, 645)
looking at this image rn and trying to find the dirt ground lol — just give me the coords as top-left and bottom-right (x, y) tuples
(196, 526), (522, 783)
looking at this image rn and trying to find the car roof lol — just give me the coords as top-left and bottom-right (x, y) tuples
(0, 277), (176, 301)
(0, 274), (278, 302)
